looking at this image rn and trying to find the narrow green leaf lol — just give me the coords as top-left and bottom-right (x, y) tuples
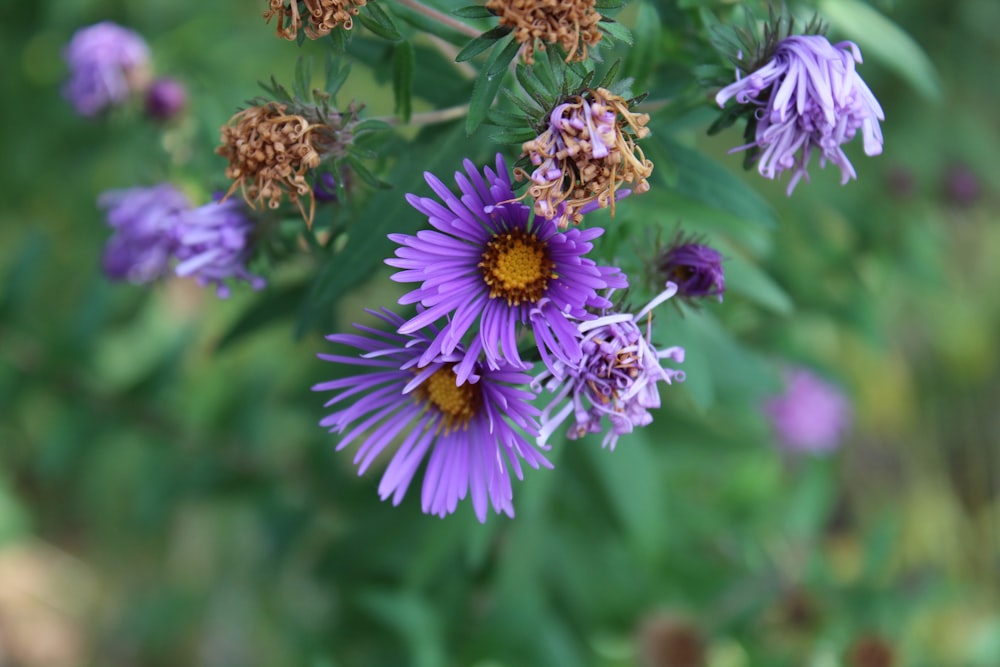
(325, 58), (351, 96)
(217, 283), (308, 350)
(466, 36), (519, 135)
(722, 254), (794, 315)
(820, 0), (942, 101)
(392, 40), (414, 122)
(599, 19), (633, 46)
(452, 5), (494, 19)
(352, 118), (393, 134)
(488, 126), (537, 144)
(346, 155), (392, 190)
(357, 0), (402, 41)
(455, 26), (510, 62)
(293, 55), (312, 100)
(515, 64), (551, 108)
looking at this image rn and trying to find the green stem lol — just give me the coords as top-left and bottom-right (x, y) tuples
(396, 0), (482, 39)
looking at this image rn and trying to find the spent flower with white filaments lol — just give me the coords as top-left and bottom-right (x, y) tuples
(387, 154), (627, 379)
(312, 308), (551, 522)
(265, 0), (367, 40)
(533, 282), (686, 450)
(485, 0), (603, 65)
(517, 88), (653, 228)
(715, 33), (884, 194)
(63, 21), (151, 117)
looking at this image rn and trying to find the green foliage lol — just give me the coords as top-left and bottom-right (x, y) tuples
(1, 1), (998, 666)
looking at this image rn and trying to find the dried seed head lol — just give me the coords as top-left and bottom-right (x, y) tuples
(485, 0), (602, 65)
(217, 102), (332, 227)
(264, 0), (367, 40)
(516, 87), (653, 228)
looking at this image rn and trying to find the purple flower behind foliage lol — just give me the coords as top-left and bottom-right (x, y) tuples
(98, 184), (189, 284)
(313, 308), (551, 522)
(534, 283), (686, 450)
(658, 237), (725, 302)
(763, 367), (852, 454)
(144, 77), (187, 121)
(716, 35), (884, 195)
(387, 154), (627, 378)
(174, 198), (265, 298)
(63, 21), (150, 116)
(313, 173), (340, 203)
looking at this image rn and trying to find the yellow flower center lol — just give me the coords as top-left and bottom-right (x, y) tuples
(421, 365), (480, 434)
(478, 228), (554, 306)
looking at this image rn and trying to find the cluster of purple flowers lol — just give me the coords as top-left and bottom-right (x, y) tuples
(64, 21), (186, 120)
(763, 366), (853, 454)
(98, 184), (264, 298)
(314, 155), (691, 521)
(716, 34), (884, 194)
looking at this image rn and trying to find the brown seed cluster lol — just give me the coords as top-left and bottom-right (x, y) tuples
(846, 635), (896, 667)
(217, 102), (324, 227)
(516, 87), (653, 228)
(264, 0), (367, 40)
(485, 0), (603, 64)
(636, 613), (706, 667)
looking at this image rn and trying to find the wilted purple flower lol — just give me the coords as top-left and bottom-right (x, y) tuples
(716, 35), (884, 195)
(144, 77), (187, 121)
(174, 198), (265, 298)
(98, 184), (189, 284)
(313, 308), (551, 522)
(533, 283), (686, 450)
(63, 21), (150, 116)
(762, 366), (852, 453)
(658, 235), (725, 302)
(387, 154), (627, 379)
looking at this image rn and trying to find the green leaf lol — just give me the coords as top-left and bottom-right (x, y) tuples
(346, 154), (392, 190)
(324, 58), (351, 97)
(488, 126), (537, 145)
(598, 19), (633, 46)
(217, 283), (309, 350)
(820, 0), (942, 101)
(293, 56), (312, 100)
(454, 26), (511, 62)
(452, 5), (494, 20)
(515, 64), (551, 108)
(392, 40), (414, 122)
(466, 36), (519, 135)
(357, 0), (402, 41)
(723, 254), (794, 315)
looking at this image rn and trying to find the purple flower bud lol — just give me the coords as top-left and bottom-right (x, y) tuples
(173, 198), (265, 298)
(942, 162), (982, 208)
(63, 22), (150, 117)
(762, 367), (852, 454)
(313, 172), (339, 203)
(144, 77), (187, 121)
(658, 236), (725, 302)
(98, 184), (190, 284)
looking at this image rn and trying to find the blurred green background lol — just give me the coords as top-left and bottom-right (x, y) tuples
(1, 1), (998, 666)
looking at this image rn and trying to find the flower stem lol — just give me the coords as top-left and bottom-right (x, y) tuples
(379, 104), (470, 127)
(396, 0), (482, 39)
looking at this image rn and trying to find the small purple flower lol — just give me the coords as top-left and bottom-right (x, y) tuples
(173, 198), (265, 298)
(313, 308), (551, 522)
(533, 283), (686, 450)
(144, 77), (187, 121)
(762, 366), (852, 454)
(387, 154), (627, 379)
(98, 184), (189, 284)
(63, 21), (150, 117)
(658, 235), (725, 302)
(716, 35), (884, 195)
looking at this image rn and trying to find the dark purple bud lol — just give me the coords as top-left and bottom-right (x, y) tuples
(313, 172), (339, 203)
(885, 166), (916, 201)
(942, 162), (981, 208)
(658, 237), (725, 302)
(144, 77), (187, 121)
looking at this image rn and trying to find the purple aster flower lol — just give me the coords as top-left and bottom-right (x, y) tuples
(533, 282), (686, 450)
(144, 77), (187, 121)
(312, 308), (551, 522)
(715, 34), (884, 195)
(657, 234), (725, 302)
(387, 154), (627, 379)
(98, 183), (189, 284)
(63, 21), (151, 117)
(762, 366), (852, 454)
(173, 197), (265, 298)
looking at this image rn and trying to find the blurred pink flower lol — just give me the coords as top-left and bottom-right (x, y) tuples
(763, 367), (852, 453)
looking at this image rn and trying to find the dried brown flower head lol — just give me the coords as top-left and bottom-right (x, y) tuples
(265, 0), (367, 40)
(217, 102), (329, 227)
(486, 0), (602, 64)
(637, 613), (706, 667)
(515, 87), (653, 228)
(846, 634), (896, 667)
